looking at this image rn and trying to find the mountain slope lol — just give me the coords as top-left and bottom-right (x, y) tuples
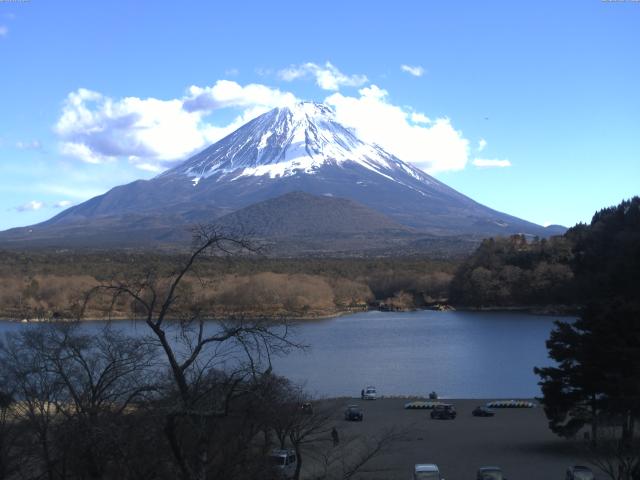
(0, 101), (563, 251)
(216, 191), (412, 238)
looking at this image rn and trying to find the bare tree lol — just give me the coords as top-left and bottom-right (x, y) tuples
(0, 329), (66, 480)
(0, 389), (21, 480)
(257, 376), (339, 480)
(84, 225), (302, 480)
(255, 377), (400, 480)
(0, 322), (159, 480)
(307, 427), (406, 480)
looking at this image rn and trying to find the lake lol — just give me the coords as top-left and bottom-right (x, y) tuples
(0, 310), (567, 398)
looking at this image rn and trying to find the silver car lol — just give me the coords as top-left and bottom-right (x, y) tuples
(477, 466), (506, 480)
(414, 464), (444, 480)
(269, 449), (297, 479)
(566, 465), (594, 480)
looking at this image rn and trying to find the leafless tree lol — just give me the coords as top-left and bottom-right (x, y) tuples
(0, 389), (20, 480)
(307, 426), (407, 480)
(259, 377), (339, 480)
(84, 225), (302, 480)
(0, 322), (159, 480)
(1, 328), (66, 480)
(288, 403), (338, 480)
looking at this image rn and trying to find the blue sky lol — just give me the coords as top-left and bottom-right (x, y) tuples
(1, 0), (638, 231)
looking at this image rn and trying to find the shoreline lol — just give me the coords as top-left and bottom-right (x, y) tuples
(451, 304), (581, 316)
(0, 303), (579, 324)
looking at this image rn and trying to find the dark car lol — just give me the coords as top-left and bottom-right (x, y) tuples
(344, 404), (363, 421)
(566, 465), (595, 480)
(477, 466), (505, 480)
(472, 406), (495, 417)
(301, 402), (313, 415)
(430, 403), (456, 420)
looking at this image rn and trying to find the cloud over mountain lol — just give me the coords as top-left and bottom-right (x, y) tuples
(326, 85), (469, 172)
(278, 62), (368, 90)
(14, 200), (44, 212)
(53, 73), (472, 175)
(54, 83), (296, 169)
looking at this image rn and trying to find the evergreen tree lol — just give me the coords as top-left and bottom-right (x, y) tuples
(536, 197), (640, 448)
(534, 302), (640, 444)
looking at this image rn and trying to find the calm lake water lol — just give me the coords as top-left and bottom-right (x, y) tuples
(0, 310), (567, 398)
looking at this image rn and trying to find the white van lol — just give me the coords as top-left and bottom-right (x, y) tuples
(269, 449), (297, 479)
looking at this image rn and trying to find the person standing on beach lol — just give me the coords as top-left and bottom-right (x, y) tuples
(331, 427), (339, 446)
(361, 388), (364, 399)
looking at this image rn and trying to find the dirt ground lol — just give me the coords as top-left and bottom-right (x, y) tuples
(305, 398), (595, 480)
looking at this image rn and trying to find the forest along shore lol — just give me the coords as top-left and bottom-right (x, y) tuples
(0, 249), (579, 322)
(0, 252), (457, 321)
(3, 197), (638, 321)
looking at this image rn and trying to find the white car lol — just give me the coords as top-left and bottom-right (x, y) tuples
(566, 465), (594, 480)
(363, 385), (378, 400)
(269, 449), (297, 479)
(477, 466), (505, 480)
(414, 464), (444, 480)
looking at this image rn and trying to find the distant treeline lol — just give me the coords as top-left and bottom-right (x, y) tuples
(2, 197), (637, 319)
(0, 253), (457, 320)
(450, 196), (640, 309)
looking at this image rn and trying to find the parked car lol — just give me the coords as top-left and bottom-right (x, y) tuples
(363, 385), (378, 400)
(472, 406), (495, 417)
(477, 466), (505, 480)
(344, 404), (363, 421)
(301, 402), (313, 415)
(269, 449), (297, 479)
(566, 465), (595, 480)
(413, 463), (444, 480)
(430, 403), (456, 420)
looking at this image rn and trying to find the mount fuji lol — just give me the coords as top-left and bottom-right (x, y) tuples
(0, 102), (563, 253)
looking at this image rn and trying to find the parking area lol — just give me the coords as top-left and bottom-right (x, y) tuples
(308, 398), (591, 480)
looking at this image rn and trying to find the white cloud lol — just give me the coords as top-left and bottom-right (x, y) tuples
(410, 112), (431, 124)
(472, 158), (511, 168)
(278, 62), (368, 91)
(60, 141), (109, 164)
(38, 184), (106, 200)
(15, 200), (44, 212)
(52, 74), (483, 175)
(401, 64), (424, 77)
(183, 80), (296, 112)
(325, 85), (469, 173)
(0, 26), (7, 37)
(135, 162), (165, 173)
(477, 138), (487, 152)
(12, 199), (73, 212)
(16, 140), (42, 150)
(55, 82), (298, 171)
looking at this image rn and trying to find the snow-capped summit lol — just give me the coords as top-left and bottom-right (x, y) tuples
(162, 101), (430, 187)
